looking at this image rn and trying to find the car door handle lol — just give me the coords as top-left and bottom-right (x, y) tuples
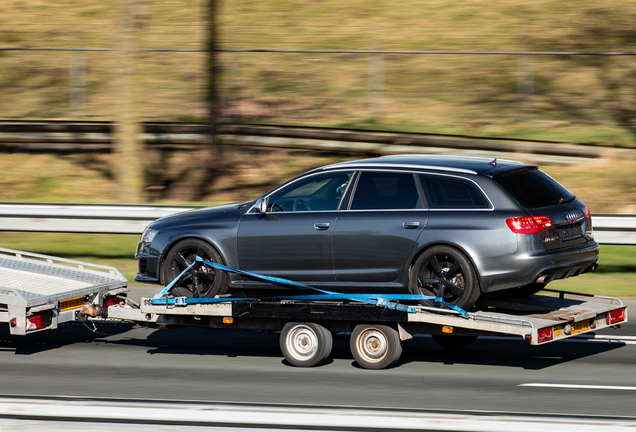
(403, 222), (420, 229)
(314, 223), (331, 230)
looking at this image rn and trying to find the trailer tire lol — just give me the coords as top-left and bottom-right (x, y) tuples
(280, 322), (332, 367)
(432, 334), (478, 350)
(161, 239), (228, 298)
(350, 324), (402, 370)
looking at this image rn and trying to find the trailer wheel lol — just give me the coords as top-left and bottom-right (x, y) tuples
(280, 322), (332, 367)
(432, 334), (478, 350)
(350, 325), (402, 370)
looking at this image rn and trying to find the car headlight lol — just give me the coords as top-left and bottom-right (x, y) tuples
(140, 228), (159, 244)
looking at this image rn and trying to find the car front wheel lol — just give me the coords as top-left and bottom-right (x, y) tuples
(409, 245), (480, 310)
(161, 239), (228, 298)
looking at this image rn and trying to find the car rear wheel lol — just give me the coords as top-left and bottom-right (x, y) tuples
(409, 245), (480, 310)
(161, 239), (228, 298)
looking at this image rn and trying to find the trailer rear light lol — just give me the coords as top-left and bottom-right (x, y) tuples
(26, 313), (47, 332)
(537, 327), (553, 343)
(103, 297), (120, 308)
(607, 308), (625, 325)
(10, 318), (17, 327)
(506, 216), (553, 234)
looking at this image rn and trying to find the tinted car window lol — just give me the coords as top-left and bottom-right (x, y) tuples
(420, 175), (489, 209)
(267, 172), (352, 212)
(351, 172), (422, 210)
(494, 167), (573, 208)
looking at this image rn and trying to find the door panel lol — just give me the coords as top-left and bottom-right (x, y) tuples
(333, 211), (427, 282)
(237, 212), (338, 282)
(333, 171), (428, 283)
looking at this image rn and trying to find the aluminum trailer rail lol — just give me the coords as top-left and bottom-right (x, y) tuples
(0, 247), (128, 335)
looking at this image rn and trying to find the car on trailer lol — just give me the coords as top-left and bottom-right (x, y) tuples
(135, 155), (599, 310)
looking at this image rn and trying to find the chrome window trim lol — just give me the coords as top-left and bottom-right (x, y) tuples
(345, 168), (494, 211)
(322, 163), (478, 175)
(247, 167), (494, 213)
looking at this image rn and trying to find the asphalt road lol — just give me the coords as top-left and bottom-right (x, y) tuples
(0, 290), (634, 418)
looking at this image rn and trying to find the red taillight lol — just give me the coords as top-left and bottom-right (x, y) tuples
(607, 308), (625, 325)
(584, 206), (592, 228)
(26, 313), (47, 332)
(506, 216), (553, 234)
(103, 297), (119, 308)
(537, 327), (553, 343)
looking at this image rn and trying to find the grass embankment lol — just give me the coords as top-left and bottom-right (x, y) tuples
(1, 1), (636, 147)
(0, 232), (632, 298)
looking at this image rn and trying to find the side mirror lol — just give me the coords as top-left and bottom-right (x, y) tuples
(257, 197), (268, 213)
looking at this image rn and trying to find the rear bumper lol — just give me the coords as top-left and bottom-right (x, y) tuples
(481, 240), (600, 293)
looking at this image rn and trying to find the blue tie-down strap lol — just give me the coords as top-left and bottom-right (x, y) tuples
(151, 256), (468, 317)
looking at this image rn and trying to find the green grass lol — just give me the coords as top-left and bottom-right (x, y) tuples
(0, 231), (634, 298)
(1, 1), (636, 148)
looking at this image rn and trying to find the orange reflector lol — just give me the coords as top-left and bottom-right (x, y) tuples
(607, 308), (625, 325)
(222, 317), (233, 324)
(442, 326), (453, 334)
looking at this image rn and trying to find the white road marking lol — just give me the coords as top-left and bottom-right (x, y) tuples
(520, 383), (636, 391)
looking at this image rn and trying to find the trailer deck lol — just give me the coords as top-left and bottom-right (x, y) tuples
(0, 247), (128, 335)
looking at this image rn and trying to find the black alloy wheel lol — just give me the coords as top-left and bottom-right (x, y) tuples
(409, 245), (480, 310)
(161, 238), (228, 298)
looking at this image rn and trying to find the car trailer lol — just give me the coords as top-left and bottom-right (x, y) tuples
(0, 247), (128, 335)
(0, 248), (628, 369)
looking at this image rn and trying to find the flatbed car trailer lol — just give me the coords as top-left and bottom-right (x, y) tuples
(0, 248), (628, 369)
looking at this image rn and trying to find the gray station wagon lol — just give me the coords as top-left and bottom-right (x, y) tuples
(135, 155), (599, 309)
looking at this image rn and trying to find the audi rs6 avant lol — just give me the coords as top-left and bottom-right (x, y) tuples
(135, 155), (599, 309)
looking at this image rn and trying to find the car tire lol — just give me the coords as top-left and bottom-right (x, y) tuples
(161, 238), (228, 298)
(409, 245), (480, 310)
(280, 322), (332, 367)
(350, 324), (402, 370)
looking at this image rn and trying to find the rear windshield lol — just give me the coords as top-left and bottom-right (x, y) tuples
(494, 167), (574, 208)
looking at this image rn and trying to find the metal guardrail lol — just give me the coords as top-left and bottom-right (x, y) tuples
(0, 203), (632, 245)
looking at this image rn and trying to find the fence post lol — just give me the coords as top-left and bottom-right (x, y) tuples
(368, 54), (385, 120)
(69, 52), (86, 119)
(114, 0), (144, 204)
(517, 54), (534, 122)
